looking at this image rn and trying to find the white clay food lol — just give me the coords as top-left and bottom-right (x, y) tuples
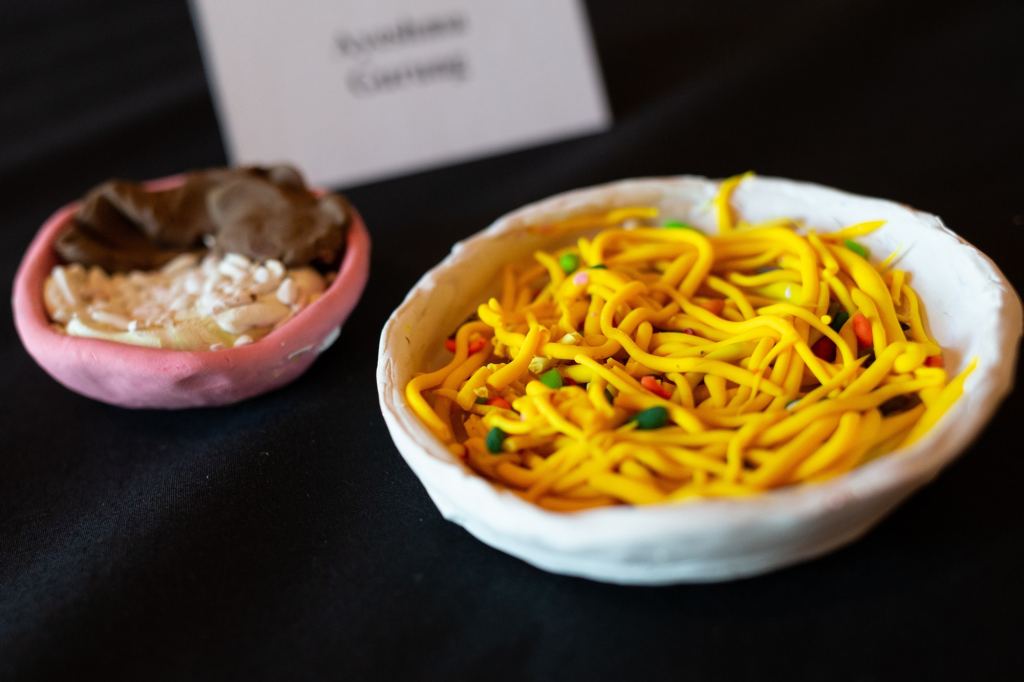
(43, 252), (327, 351)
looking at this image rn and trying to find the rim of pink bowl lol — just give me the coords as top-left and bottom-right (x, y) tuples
(11, 174), (371, 405)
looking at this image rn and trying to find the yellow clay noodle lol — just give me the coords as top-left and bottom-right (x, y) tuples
(405, 173), (975, 511)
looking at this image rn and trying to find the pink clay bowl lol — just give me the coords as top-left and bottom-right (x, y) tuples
(12, 174), (371, 409)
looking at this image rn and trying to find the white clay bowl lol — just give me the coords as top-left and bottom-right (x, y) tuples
(377, 175), (1021, 584)
(13, 174), (371, 409)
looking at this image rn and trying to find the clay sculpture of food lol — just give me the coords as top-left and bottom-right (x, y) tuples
(13, 166), (371, 408)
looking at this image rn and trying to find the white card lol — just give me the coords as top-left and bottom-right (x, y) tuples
(190, 0), (610, 188)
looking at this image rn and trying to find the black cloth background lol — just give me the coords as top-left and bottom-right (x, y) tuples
(1, 1), (1022, 679)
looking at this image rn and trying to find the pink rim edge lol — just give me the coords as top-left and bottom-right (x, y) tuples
(11, 174), (371, 409)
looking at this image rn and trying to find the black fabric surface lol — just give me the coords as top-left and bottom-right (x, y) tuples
(2, 1), (1022, 679)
